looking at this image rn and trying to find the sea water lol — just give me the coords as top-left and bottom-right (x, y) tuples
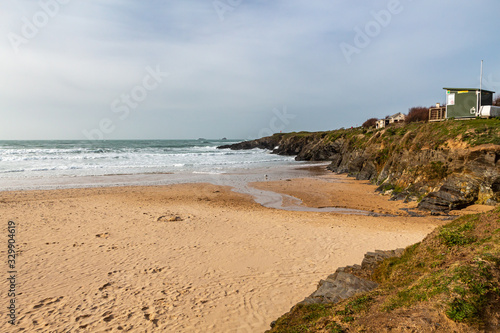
(0, 140), (370, 214)
(0, 139), (298, 190)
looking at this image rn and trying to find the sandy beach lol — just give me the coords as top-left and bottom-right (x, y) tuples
(1, 171), (444, 332)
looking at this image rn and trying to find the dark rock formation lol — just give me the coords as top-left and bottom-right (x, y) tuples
(219, 128), (500, 212)
(417, 174), (482, 212)
(299, 271), (377, 305)
(299, 249), (404, 305)
(217, 136), (281, 151)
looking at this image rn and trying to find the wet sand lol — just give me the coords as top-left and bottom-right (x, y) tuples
(0, 171), (444, 332)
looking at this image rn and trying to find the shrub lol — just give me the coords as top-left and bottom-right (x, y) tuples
(406, 106), (430, 123)
(362, 118), (378, 128)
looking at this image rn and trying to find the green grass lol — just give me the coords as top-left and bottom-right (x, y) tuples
(379, 212), (500, 325)
(335, 295), (374, 321)
(268, 207), (500, 331)
(325, 322), (345, 333)
(445, 261), (497, 323)
(273, 118), (500, 159)
(439, 217), (477, 247)
(383, 270), (453, 311)
(269, 303), (336, 333)
(373, 243), (422, 286)
(370, 210), (500, 325)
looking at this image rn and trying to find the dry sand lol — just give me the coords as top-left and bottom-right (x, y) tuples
(1, 173), (445, 332)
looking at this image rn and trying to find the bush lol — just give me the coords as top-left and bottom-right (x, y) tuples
(406, 106), (430, 123)
(362, 118), (378, 128)
(493, 96), (500, 106)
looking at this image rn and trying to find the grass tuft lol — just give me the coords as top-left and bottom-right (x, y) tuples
(439, 217), (477, 247)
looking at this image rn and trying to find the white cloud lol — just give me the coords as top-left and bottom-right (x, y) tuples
(0, 0), (499, 139)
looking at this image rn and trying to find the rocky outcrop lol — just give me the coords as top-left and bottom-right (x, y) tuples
(217, 136), (281, 151)
(299, 272), (377, 305)
(218, 133), (336, 158)
(416, 147), (500, 211)
(219, 124), (500, 212)
(299, 249), (404, 305)
(417, 174), (481, 211)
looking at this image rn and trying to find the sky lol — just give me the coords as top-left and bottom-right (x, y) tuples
(1, 0), (500, 140)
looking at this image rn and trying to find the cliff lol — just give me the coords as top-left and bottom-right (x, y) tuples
(219, 119), (500, 212)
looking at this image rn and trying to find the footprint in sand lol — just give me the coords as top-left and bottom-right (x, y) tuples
(142, 266), (167, 274)
(33, 296), (64, 309)
(157, 215), (184, 222)
(141, 306), (160, 327)
(102, 311), (114, 322)
(75, 314), (91, 322)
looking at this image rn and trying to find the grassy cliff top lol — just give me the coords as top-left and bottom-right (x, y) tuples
(273, 118), (500, 150)
(268, 207), (500, 332)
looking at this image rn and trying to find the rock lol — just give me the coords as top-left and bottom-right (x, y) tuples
(418, 175), (481, 212)
(347, 156), (365, 176)
(390, 192), (408, 201)
(299, 249), (404, 305)
(361, 249), (404, 271)
(399, 208), (425, 217)
(217, 136), (280, 150)
(296, 140), (344, 161)
(357, 160), (377, 181)
(220, 127), (500, 211)
(326, 154), (343, 172)
(299, 272), (378, 305)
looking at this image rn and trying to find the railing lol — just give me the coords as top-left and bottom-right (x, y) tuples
(429, 107), (446, 122)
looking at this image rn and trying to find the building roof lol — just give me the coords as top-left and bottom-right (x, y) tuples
(443, 87), (495, 94)
(389, 112), (405, 118)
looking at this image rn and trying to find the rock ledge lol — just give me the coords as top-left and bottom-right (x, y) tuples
(299, 249), (404, 305)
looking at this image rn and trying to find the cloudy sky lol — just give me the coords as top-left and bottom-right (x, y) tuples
(1, 0), (499, 140)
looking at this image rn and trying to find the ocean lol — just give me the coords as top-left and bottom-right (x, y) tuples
(0, 139), (302, 191)
(0, 140), (369, 214)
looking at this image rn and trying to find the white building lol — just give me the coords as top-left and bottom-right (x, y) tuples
(375, 112), (406, 129)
